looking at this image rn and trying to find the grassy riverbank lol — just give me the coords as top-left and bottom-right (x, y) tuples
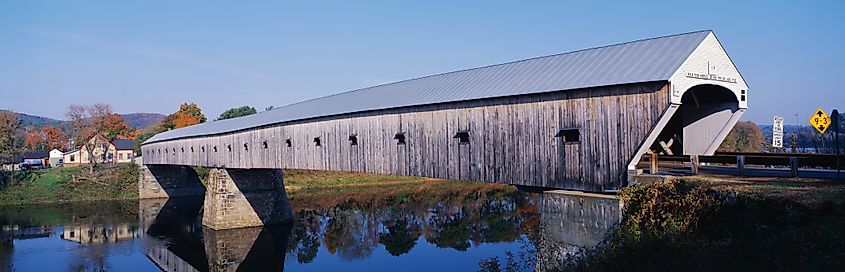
(0, 166), (510, 206)
(570, 176), (845, 271)
(0, 164), (139, 205)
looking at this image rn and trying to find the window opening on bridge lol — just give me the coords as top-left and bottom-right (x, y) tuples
(314, 137), (321, 147)
(741, 89), (746, 102)
(285, 139), (292, 147)
(454, 131), (470, 144)
(165, 149), (168, 154)
(201, 146), (205, 152)
(394, 132), (406, 145)
(172, 148), (176, 155)
(349, 134), (358, 146)
(181, 147), (184, 153)
(213, 146), (218, 152)
(555, 128), (581, 144)
(227, 145), (232, 152)
(262, 141), (268, 149)
(190, 147), (194, 152)
(244, 143), (248, 151)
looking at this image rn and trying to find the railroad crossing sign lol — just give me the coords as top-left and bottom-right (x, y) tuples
(772, 116), (784, 148)
(808, 108), (831, 134)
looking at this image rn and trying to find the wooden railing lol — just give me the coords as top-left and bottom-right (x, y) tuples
(640, 152), (844, 178)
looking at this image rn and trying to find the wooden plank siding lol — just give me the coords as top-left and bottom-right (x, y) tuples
(142, 82), (670, 191)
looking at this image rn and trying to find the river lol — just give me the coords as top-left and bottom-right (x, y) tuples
(0, 184), (620, 271)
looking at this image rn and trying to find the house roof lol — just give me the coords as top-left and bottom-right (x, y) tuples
(113, 139), (135, 150)
(21, 152), (49, 159)
(0, 156), (23, 164)
(145, 30), (712, 144)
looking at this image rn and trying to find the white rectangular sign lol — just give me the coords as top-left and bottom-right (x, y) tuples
(772, 116), (784, 148)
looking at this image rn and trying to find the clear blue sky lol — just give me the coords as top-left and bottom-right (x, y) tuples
(1, 1), (842, 125)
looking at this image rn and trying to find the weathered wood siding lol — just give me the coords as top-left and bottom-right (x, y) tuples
(143, 82), (670, 191)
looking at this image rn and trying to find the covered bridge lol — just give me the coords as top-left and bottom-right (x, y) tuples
(140, 30), (748, 229)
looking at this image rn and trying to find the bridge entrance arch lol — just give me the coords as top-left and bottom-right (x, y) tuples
(631, 83), (745, 171)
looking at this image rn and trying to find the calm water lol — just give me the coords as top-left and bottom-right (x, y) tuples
(0, 187), (620, 271)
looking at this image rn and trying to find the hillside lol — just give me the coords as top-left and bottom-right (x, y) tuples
(12, 112), (165, 130)
(120, 113), (166, 129)
(15, 112), (64, 128)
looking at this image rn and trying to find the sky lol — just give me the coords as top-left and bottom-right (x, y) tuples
(1, 1), (842, 125)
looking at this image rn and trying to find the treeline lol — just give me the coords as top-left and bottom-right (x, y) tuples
(0, 104), (134, 157)
(131, 103), (271, 153)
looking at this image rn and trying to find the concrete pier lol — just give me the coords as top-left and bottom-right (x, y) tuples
(202, 168), (292, 230)
(139, 165), (205, 199)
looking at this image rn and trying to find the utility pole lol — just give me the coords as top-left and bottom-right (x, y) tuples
(832, 109), (841, 180)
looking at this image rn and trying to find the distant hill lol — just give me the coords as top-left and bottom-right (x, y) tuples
(12, 112), (165, 130)
(121, 113), (166, 129)
(15, 112), (64, 128)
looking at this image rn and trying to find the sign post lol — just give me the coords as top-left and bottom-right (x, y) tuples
(772, 116), (784, 149)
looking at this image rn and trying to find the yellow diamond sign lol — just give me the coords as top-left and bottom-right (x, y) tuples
(808, 108), (831, 134)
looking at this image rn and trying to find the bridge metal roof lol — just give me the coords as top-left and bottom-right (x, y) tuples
(145, 30), (711, 144)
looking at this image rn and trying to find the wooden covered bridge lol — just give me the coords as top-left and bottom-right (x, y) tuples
(139, 30), (749, 229)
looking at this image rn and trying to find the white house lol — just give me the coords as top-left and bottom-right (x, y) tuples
(63, 134), (136, 166)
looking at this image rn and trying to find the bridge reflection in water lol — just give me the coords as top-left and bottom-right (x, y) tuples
(139, 189), (621, 271)
(535, 192), (621, 271)
(140, 197), (291, 272)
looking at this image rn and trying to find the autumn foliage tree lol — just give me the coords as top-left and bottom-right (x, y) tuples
(24, 127), (46, 151)
(42, 126), (67, 150)
(23, 125), (68, 151)
(102, 113), (131, 139)
(162, 103), (206, 130)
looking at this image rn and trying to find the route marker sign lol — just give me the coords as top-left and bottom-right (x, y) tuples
(772, 116), (784, 148)
(809, 108), (831, 134)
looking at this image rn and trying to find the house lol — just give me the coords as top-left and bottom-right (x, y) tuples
(49, 149), (63, 168)
(0, 156), (23, 171)
(113, 139), (136, 163)
(63, 134), (136, 166)
(21, 152), (49, 169)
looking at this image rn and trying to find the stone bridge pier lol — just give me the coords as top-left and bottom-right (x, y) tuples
(139, 165), (292, 230)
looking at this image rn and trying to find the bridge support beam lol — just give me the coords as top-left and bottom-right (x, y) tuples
(202, 168), (292, 230)
(139, 165), (205, 199)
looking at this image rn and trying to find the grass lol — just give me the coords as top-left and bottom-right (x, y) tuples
(0, 164), (139, 205)
(0, 166), (515, 207)
(283, 169), (517, 210)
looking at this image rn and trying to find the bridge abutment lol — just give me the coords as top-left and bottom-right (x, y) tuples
(202, 168), (292, 230)
(139, 165), (205, 199)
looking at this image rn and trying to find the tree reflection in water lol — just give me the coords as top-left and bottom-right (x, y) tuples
(285, 185), (541, 262)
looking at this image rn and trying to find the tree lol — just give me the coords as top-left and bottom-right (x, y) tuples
(218, 106), (257, 120)
(102, 114), (131, 139)
(23, 126), (46, 151)
(66, 103), (117, 173)
(42, 126), (67, 150)
(718, 121), (766, 152)
(0, 110), (20, 156)
(162, 103), (206, 130)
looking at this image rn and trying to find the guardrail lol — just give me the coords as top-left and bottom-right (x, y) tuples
(640, 152), (844, 178)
